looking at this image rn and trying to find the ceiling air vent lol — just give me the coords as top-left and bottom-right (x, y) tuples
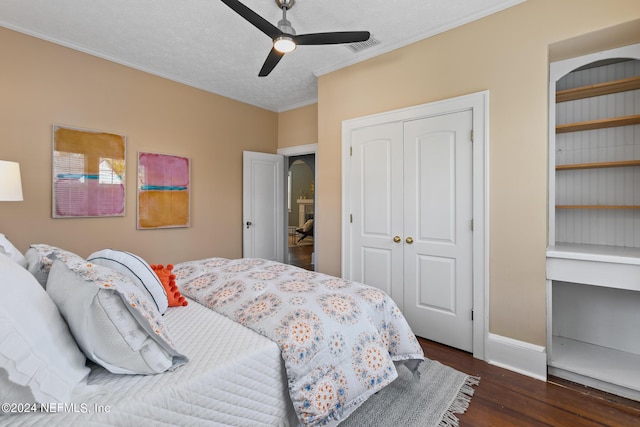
(345, 36), (380, 53)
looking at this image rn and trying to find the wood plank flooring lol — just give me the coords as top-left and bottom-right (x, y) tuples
(418, 338), (640, 426)
(288, 242), (314, 271)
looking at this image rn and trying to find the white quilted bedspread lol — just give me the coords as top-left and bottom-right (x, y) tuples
(3, 298), (296, 426)
(175, 258), (424, 427)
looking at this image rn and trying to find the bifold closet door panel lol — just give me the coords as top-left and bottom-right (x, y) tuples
(402, 110), (474, 352)
(349, 122), (405, 305)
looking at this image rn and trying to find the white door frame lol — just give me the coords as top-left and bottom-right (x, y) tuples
(341, 91), (489, 360)
(278, 143), (318, 267)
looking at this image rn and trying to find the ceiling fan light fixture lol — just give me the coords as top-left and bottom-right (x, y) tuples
(274, 36), (296, 53)
(221, 0), (370, 76)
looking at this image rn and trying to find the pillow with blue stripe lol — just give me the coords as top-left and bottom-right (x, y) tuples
(87, 249), (168, 314)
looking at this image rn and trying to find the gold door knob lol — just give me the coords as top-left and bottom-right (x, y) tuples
(406, 237), (414, 244)
(393, 236), (401, 243)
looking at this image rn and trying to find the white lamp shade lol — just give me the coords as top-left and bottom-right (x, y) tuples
(0, 160), (24, 201)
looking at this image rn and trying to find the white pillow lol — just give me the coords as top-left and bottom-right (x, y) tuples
(0, 254), (89, 404)
(47, 259), (187, 375)
(0, 367), (37, 404)
(87, 249), (168, 314)
(25, 244), (87, 288)
(0, 233), (27, 268)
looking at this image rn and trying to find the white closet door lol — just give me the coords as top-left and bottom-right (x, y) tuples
(349, 122), (405, 304)
(403, 110), (474, 352)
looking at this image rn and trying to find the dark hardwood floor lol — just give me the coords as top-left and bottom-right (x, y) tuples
(288, 241), (314, 271)
(418, 337), (640, 426)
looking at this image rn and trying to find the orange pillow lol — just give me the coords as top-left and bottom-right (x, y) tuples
(151, 264), (188, 307)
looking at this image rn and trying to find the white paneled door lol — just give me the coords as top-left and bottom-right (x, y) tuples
(242, 151), (284, 262)
(403, 111), (473, 352)
(349, 110), (474, 352)
(350, 122), (405, 301)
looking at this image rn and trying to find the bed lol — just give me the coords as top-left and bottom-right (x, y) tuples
(0, 237), (424, 426)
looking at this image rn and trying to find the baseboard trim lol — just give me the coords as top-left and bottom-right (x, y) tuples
(486, 333), (547, 381)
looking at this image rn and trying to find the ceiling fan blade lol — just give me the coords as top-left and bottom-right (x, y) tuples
(259, 48), (285, 77)
(220, 0), (282, 39)
(294, 31), (370, 45)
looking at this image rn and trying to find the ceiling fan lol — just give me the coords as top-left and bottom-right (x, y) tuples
(221, 0), (370, 77)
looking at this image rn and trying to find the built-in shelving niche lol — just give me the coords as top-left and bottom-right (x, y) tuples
(547, 44), (640, 402)
(554, 59), (640, 246)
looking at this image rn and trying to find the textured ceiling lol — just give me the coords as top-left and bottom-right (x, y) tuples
(0, 0), (525, 112)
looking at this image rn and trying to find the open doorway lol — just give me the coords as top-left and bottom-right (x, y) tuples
(287, 154), (315, 270)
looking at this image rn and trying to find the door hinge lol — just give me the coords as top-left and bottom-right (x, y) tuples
(471, 310), (474, 321)
(350, 146), (353, 156)
(470, 130), (474, 142)
(470, 219), (474, 231)
(350, 214), (353, 223)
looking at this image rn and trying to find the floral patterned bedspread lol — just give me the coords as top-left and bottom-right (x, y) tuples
(174, 258), (424, 427)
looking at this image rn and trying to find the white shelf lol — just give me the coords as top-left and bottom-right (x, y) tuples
(549, 336), (640, 400)
(546, 244), (640, 292)
(547, 244), (640, 264)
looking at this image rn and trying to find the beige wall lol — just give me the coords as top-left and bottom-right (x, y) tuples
(315, 0), (640, 346)
(0, 27), (277, 263)
(278, 103), (318, 148)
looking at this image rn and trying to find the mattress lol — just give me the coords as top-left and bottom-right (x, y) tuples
(2, 297), (297, 426)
